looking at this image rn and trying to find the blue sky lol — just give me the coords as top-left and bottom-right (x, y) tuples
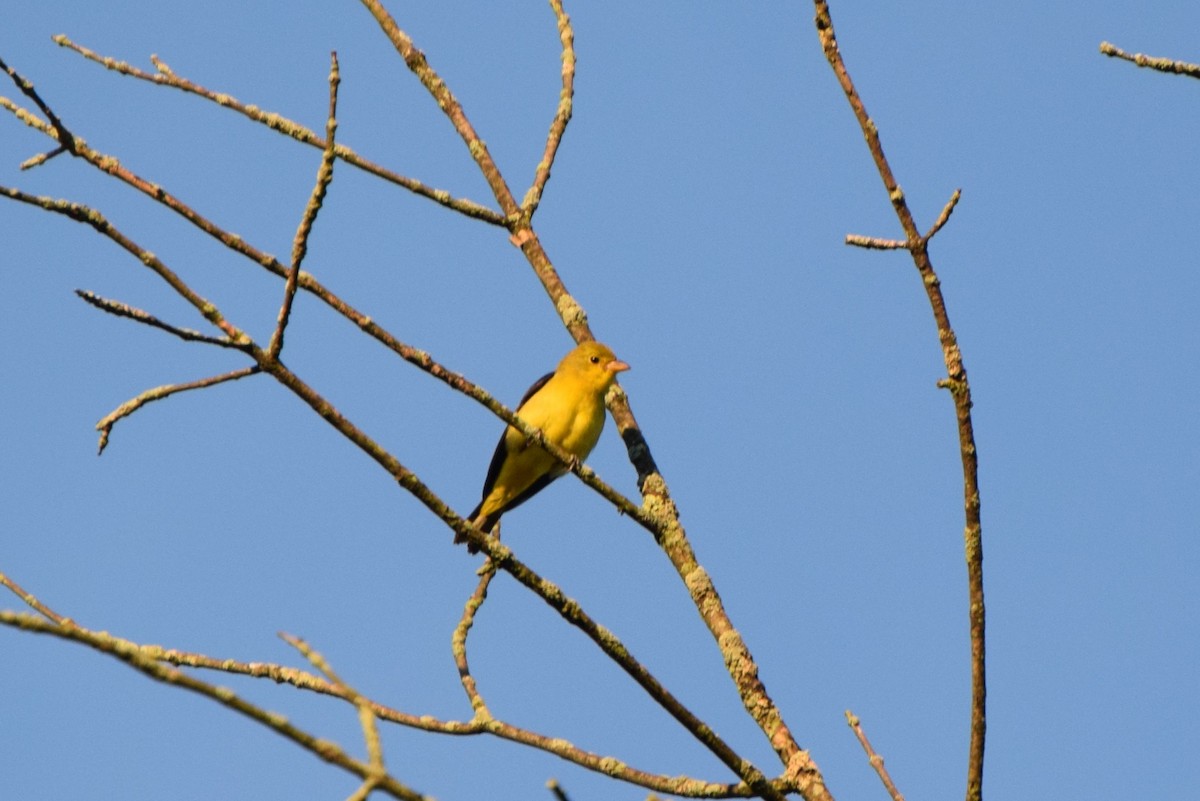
(2, 2), (1198, 799)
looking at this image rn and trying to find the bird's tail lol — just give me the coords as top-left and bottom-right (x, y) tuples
(455, 503), (497, 553)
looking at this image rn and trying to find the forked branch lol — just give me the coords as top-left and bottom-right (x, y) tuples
(813, 3), (986, 800)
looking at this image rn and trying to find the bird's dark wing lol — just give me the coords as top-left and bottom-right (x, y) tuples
(469, 370), (556, 528)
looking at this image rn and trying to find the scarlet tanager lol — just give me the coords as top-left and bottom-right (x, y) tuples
(458, 341), (630, 551)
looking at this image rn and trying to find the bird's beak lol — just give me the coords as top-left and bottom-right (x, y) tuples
(607, 359), (631, 374)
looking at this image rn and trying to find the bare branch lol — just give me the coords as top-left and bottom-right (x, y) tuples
(546, 778), (571, 801)
(0, 611), (429, 801)
(51, 35), (505, 224)
(19, 144), (67, 170)
(521, 0), (576, 217)
(357, 0), (522, 224)
(75, 289), (238, 348)
(0, 571), (790, 798)
(95, 367), (260, 455)
(845, 711), (906, 801)
(924, 188), (962, 242)
(0, 571), (70, 626)
(845, 234), (908, 250)
(813, 3), (986, 800)
(452, 564), (497, 721)
(0, 54), (77, 153)
(281, 633), (387, 799)
(269, 51), (340, 360)
(0, 186), (250, 344)
(1100, 41), (1200, 78)
(845, 188), (958, 250)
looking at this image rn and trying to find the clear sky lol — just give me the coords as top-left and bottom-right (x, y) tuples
(2, 2), (1198, 800)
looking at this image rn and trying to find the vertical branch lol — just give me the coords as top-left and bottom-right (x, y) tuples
(521, 0), (576, 216)
(269, 52), (341, 360)
(812, 4), (986, 801)
(451, 566), (496, 721)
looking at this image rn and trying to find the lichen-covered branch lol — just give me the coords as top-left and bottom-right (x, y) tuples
(1099, 41), (1200, 79)
(0, 610), (430, 801)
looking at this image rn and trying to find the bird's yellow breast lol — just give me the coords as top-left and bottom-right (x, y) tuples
(518, 375), (607, 457)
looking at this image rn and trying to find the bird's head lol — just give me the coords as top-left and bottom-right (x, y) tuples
(559, 341), (630, 394)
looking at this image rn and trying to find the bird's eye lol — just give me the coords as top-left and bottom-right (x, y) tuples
(590, 356), (600, 364)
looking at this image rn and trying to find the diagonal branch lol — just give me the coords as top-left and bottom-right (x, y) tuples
(845, 711), (906, 801)
(0, 611), (429, 801)
(95, 367), (261, 455)
(75, 289), (238, 348)
(0, 54), (77, 155)
(269, 51), (340, 360)
(924, 188), (962, 241)
(1099, 41), (1200, 79)
(50, 35), (505, 225)
(0, 187), (250, 345)
(0, 571), (70, 626)
(281, 633), (388, 800)
(357, 0), (522, 224)
(813, 4), (986, 801)
(0, 573), (797, 799)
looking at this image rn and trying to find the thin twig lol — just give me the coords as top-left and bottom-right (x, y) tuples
(75, 290), (237, 348)
(269, 51), (340, 360)
(924, 189), (962, 242)
(281, 632), (388, 798)
(845, 711), (906, 801)
(0, 54), (76, 153)
(451, 563), (497, 721)
(0, 571), (69, 625)
(0, 611), (428, 801)
(0, 187), (250, 345)
(51, 35), (504, 224)
(813, 4), (986, 800)
(1099, 41), (1200, 79)
(546, 778), (571, 801)
(848, 189), (960, 249)
(521, 0), (576, 217)
(19, 144), (67, 170)
(845, 235), (907, 250)
(95, 367), (260, 455)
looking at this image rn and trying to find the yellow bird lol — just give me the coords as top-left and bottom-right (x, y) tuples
(459, 341), (630, 551)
